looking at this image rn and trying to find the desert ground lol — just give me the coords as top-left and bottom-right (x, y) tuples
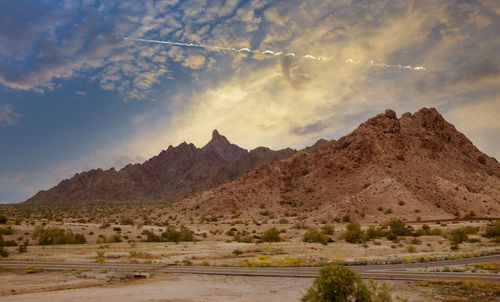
(1, 204), (499, 301)
(2, 270), (500, 302)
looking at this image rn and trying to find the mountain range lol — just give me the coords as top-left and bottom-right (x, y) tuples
(26, 108), (500, 222)
(167, 108), (500, 221)
(25, 130), (297, 204)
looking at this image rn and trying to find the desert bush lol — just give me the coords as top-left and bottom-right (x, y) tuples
(259, 210), (275, 218)
(415, 224), (443, 236)
(449, 228), (470, 245)
(302, 265), (393, 302)
(321, 224), (335, 235)
(341, 222), (364, 244)
(32, 226), (86, 245)
(18, 239), (29, 253)
(161, 225), (195, 243)
(303, 228), (331, 245)
(233, 235), (253, 243)
(107, 234), (122, 243)
(232, 249), (244, 256)
(0, 235), (8, 257)
(278, 218), (289, 224)
(386, 220), (414, 236)
(342, 214), (351, 223)
(484, 220), (500, 241)
(142, 230), (162, 242)
(0, 215), (7, 224)
(363, 226), (385, 241)
(260, 227), (281, 242)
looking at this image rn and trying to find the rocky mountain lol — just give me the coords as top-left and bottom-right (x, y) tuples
(171, 108), (500, 222)
(25, 130), (296, 204)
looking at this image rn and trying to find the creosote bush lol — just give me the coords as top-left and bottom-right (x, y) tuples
(484, 220), (500, 242)
(32, 226), (86, 245)
(142, 225), (195, 243)
(302, 265), (393, 302)
(260, 227), (281, 242)
(303, 228), (332, 245)
(341, 222), (364, 244)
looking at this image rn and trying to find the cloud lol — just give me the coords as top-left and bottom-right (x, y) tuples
(0, 173), (24, 183)
(182, 54), (207, 69)
(0, 104), (21, 126)
(3, 0), (500, 203)
(117, 0), (500, 159)
(74, 91), (87, 96)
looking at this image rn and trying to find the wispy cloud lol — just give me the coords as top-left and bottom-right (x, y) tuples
(0, 173), (24, 183)
(0, 104), (21, 126)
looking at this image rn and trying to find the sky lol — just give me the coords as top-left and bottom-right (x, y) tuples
(0, 0), (499, 203)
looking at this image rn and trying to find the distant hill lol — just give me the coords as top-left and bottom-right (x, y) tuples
(170, 108), (500, 222)
(25, 130), (295, 204)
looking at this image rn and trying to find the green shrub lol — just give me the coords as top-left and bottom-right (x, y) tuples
(233, 235), (253, 243)
(32, 226), (86, 245)
(302, 265), (393, 302)
(363, 226), (385, 241)
(18, 240), (29, 253)
(107, 234), (122, 243)
(341, 222), (364, 244)
(449, 226), (479, 245)
(415, 224), (443, 236)
(303, 228), (331, 245)
(386, 220), (414, 236)
(142, 230), (162, 242)
(260, 227), (281, 242)
(321, 224), (335, 235)
(484, 220), (500, 241)
(278, 218), (289, 224)
(161, 225), (195, 243)
(259, 210), (275, 218)
(450, 228), (470, 245)
(232, 249), (244, 256)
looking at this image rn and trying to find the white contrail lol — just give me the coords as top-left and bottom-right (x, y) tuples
(124, 37), (426, 71)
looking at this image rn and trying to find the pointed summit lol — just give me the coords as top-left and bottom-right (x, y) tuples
(202, 130), (248, 165)
(212, 129), (221, 139)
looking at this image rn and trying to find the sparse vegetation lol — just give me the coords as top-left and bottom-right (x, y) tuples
(260, 227), (281, 242)
(32, 226), (86, 245)
(302, 265), (394, 302)
(143, 225), (195, 243)
(341, 222), (364, 244)
(302, 228), (331, 245)
(484, 220), (500, 242)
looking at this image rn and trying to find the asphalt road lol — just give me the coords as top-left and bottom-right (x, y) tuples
(1, 254), (499, 281)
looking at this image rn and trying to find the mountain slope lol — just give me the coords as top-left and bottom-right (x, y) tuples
(171, 108), (500, 222)
(25, 130), (296, 204)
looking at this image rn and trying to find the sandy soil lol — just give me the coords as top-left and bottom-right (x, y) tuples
(0, 273), (433, 302)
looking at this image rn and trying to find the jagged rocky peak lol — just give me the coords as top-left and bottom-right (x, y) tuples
(202, 129), (248, 164)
